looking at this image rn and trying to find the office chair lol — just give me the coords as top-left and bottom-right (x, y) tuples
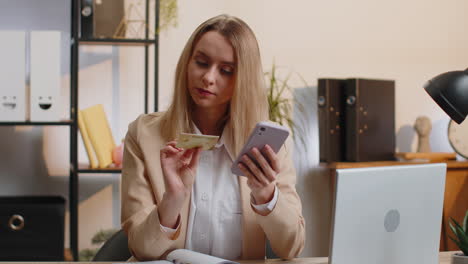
(266, 239), (279, 259)
(92, 229), (132, 261)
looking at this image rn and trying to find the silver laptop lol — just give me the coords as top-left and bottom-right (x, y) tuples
(329, 163), (446, 264)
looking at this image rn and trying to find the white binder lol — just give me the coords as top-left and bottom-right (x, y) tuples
(30, 31), (61, 121)
(0, 31), (26, 121)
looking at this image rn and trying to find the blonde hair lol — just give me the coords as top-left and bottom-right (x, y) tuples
(160, 14), (269, 156)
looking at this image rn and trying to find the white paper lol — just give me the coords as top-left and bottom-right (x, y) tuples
(113, 249), (238, 264)
(116, 261), (172, 264)
(166, 249), (239, 264)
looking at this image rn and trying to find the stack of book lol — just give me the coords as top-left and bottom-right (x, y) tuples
(78, 104), (116, 169)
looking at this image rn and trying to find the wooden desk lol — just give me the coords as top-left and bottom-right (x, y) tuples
(325, 160), (468, 251)
(242, 251), (456, 263)
(2, 251), (457, 264)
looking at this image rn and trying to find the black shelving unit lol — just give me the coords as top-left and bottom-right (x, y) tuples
(77, 165), (123, 174)
(68, 0), (159, 260)
(79, 38), (156, 46)
(0, 0), (158, 259)
(0, 121), (73, 126)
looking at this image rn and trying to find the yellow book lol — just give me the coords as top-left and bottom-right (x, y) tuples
(80, 104), (116, 169)
(78, 112), (99, 169)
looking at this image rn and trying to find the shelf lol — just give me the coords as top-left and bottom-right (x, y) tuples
(67, 0), (159, 259)
(79, 38), (156, 46)
(322, 160), (468, 169)
(0, 120), (73, 126)
(78, 164), (122, 174)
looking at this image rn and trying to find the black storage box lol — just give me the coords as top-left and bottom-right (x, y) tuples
(0, 196), (65, 261)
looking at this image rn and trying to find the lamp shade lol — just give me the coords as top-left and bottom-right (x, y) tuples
(424, 69), (468, 124)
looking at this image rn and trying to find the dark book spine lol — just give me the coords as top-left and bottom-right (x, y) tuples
(345, 78), (396, 161)
(345, 79), (359, 162)
(80, 0), (94, 39)
(318, 79), (329, 162)
(318, 79), (346, 162)
(94, 0), (125, 38)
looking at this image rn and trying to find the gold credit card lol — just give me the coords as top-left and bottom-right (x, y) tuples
(176, 133), (219, 150)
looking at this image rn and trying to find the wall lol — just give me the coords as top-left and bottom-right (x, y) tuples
(158, 0), (468, 257)
(1, 0), (467, 257)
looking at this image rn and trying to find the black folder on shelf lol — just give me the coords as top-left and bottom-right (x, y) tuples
(345, 78), (395, 162)
(80, 0), (125, 39)
(318, 78), (347, 162)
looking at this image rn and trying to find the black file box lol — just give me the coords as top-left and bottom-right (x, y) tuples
(0, 196), (66, 261)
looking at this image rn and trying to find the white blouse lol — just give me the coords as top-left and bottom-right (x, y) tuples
(160, 125), (278, 260)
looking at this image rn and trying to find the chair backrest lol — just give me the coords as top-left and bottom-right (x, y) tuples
(92, 229), (132, 261)
(266, 239), (278, 259)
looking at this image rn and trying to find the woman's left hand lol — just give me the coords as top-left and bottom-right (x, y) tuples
(237, 144), (280, 204)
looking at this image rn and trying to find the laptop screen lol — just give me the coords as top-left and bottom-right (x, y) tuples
(329, 163), (446, 264)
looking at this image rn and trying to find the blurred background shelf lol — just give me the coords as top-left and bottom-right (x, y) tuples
(77, 164), (122, 174)
(0, 120), (73, 126)
(79, 38), (156, 46)
(67, 0), (159, 259)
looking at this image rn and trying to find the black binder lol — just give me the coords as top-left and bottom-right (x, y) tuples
(318, 79), (347, 162)
(80, 0), (94, 39)
(345, 78), (395, 161)
(80, 0), (125, 39)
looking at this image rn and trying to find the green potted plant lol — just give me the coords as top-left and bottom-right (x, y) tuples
(449, 210), (468, 264)
(265, 62), (306, 147)
(159, 0), (178, 32)
(78, 228), (119, 261)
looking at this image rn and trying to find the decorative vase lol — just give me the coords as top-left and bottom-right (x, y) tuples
(452, 253), (468, 264)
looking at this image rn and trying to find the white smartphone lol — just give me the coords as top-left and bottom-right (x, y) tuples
(231, 121), (290, 176)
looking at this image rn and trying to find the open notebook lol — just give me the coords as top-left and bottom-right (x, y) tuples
(119, 249), (239, 264)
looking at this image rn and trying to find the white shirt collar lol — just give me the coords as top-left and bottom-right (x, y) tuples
(191, 122), (228, 151)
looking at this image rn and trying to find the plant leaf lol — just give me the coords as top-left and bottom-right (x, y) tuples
(91, 228), (118, 244)
(449, 235), (468, 256)
(264, 61), (310, 148)
(452, 217), (466, 235)
(449, 220), (463, 244)
(457, 228), (468, 247)
(159, 0), (179, 33)
(450, 218), (468, 252)
(277, 74), (292, 97)
(449, 235), (461, 248)
(463, 210), (468, 235)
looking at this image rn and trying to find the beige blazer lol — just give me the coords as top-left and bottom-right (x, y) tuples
(121, 113), (305, 261)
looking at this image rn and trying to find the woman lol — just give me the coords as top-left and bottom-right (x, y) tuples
(121, 14), (305, 261)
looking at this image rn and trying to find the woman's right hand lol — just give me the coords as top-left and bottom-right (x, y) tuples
(158, 141), (202, 228)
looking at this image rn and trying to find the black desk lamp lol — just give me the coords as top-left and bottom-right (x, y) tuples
(424, 69), (468, 124)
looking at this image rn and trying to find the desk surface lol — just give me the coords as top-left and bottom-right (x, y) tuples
(241, 251), (455, 263)
(325, 160), (468, 169)
(1, 251), (457, 264)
